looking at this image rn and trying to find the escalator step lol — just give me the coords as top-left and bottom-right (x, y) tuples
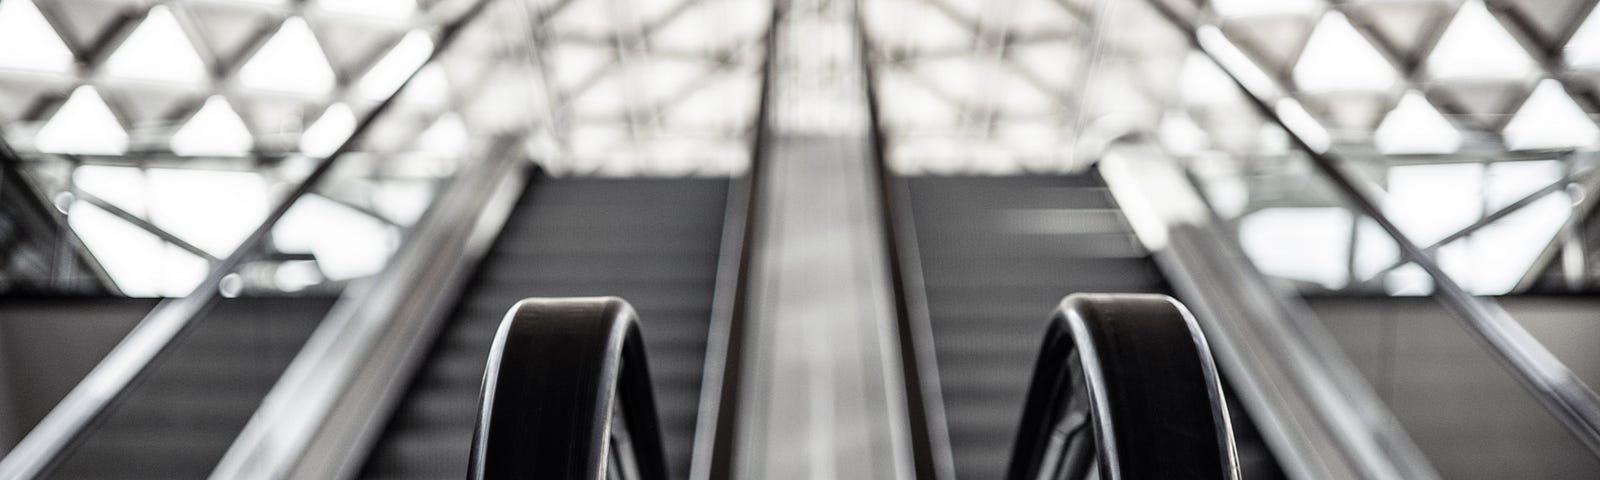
(904, 174), (1167, 480)
(358, 175), (728, 480)
(46, 297), (337, 480)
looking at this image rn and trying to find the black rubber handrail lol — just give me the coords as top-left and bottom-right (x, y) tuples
(1008, 293), (1240, 480)
(469, 297), (670, 480)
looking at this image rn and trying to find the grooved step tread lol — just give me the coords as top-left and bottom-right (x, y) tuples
(40, 297), (337, 480)
(1307, 296), (1600, 479)
(358, 175), (728, 480)
(904, 174), (1166, 480)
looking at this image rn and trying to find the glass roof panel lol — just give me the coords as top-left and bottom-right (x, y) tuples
(1565, 9), (1600, 67)
(1426, 1), (1535, 80)
(238, 17), (337, 95)
(1374, 90), (1461, 155)
(171, 96), (254, 157)
(103, 5), (207, 85)
(35, 86), (127, 155)
(1503, 79), (1600, 150)
(1293, 12), (1398, 92)
(0, 0), (76, 74)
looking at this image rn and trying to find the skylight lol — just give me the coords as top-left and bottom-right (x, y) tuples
(1239, 207), (1353, 289)
(0, 0), (75, 74)
(171, 96), (253, 156)
(147, 168), (270, 257)
(316, 0), (415, 21)
(103, 5), (207, 85)
(73, 165), (148, 216)
(1503, 79), (1599, 150)
(1565, 10), (1600, 67)
(36, 86), (128, 155)
(275, 194), (397, 280)
(239, 17), (337, 95)
(68, 205), (185, 297)
(1294, 13), (1398, 92)
(1374, 91), (1461, 154)
(1387, 163), (1484, 245)
(1210, 0), (1318, 18)
(1426, 1), (1534, 80)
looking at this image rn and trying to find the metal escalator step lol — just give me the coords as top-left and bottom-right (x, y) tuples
(916, 233), (1148, 259)
(44, 296), (335, 479)
(916, 256), (1160, 285)
(904, 174), (1167, 480)
(50, 430), (244, 479)
(464, 286), (712, 314)
(361, 427), (473, 479)
(358, 176), (728, 480)
(490, 235), (722, 256)
(108, 392), (267, 429)
(467, 278), (717, 297)
(475, 254), (718, 283)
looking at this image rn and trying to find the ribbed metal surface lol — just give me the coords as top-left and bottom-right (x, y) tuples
(358, 176), (728, 480)
(45, 297), (337, 479)
(1308, 295), (1600, 480)
(903, 174), (1166, 479)
(0, 296), (154, 445)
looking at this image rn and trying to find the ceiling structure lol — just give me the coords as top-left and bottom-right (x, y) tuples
(1, 0), (1599, 295)
(863, 0), (1188, 174)
(3, 0), (1597, 175)
(1139, 0), (1600, 295)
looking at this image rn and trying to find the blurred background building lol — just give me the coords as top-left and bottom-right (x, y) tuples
(0, 0), (1597, 478)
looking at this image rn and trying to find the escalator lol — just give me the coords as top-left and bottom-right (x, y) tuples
(893, 172), (1278, 479)
(0, 171), (1251, 479)
(897, 174), (1168, 479)
(357, 173), (730, 480)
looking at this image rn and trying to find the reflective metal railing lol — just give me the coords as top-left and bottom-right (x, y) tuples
(1148, 0), (1600, 474)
